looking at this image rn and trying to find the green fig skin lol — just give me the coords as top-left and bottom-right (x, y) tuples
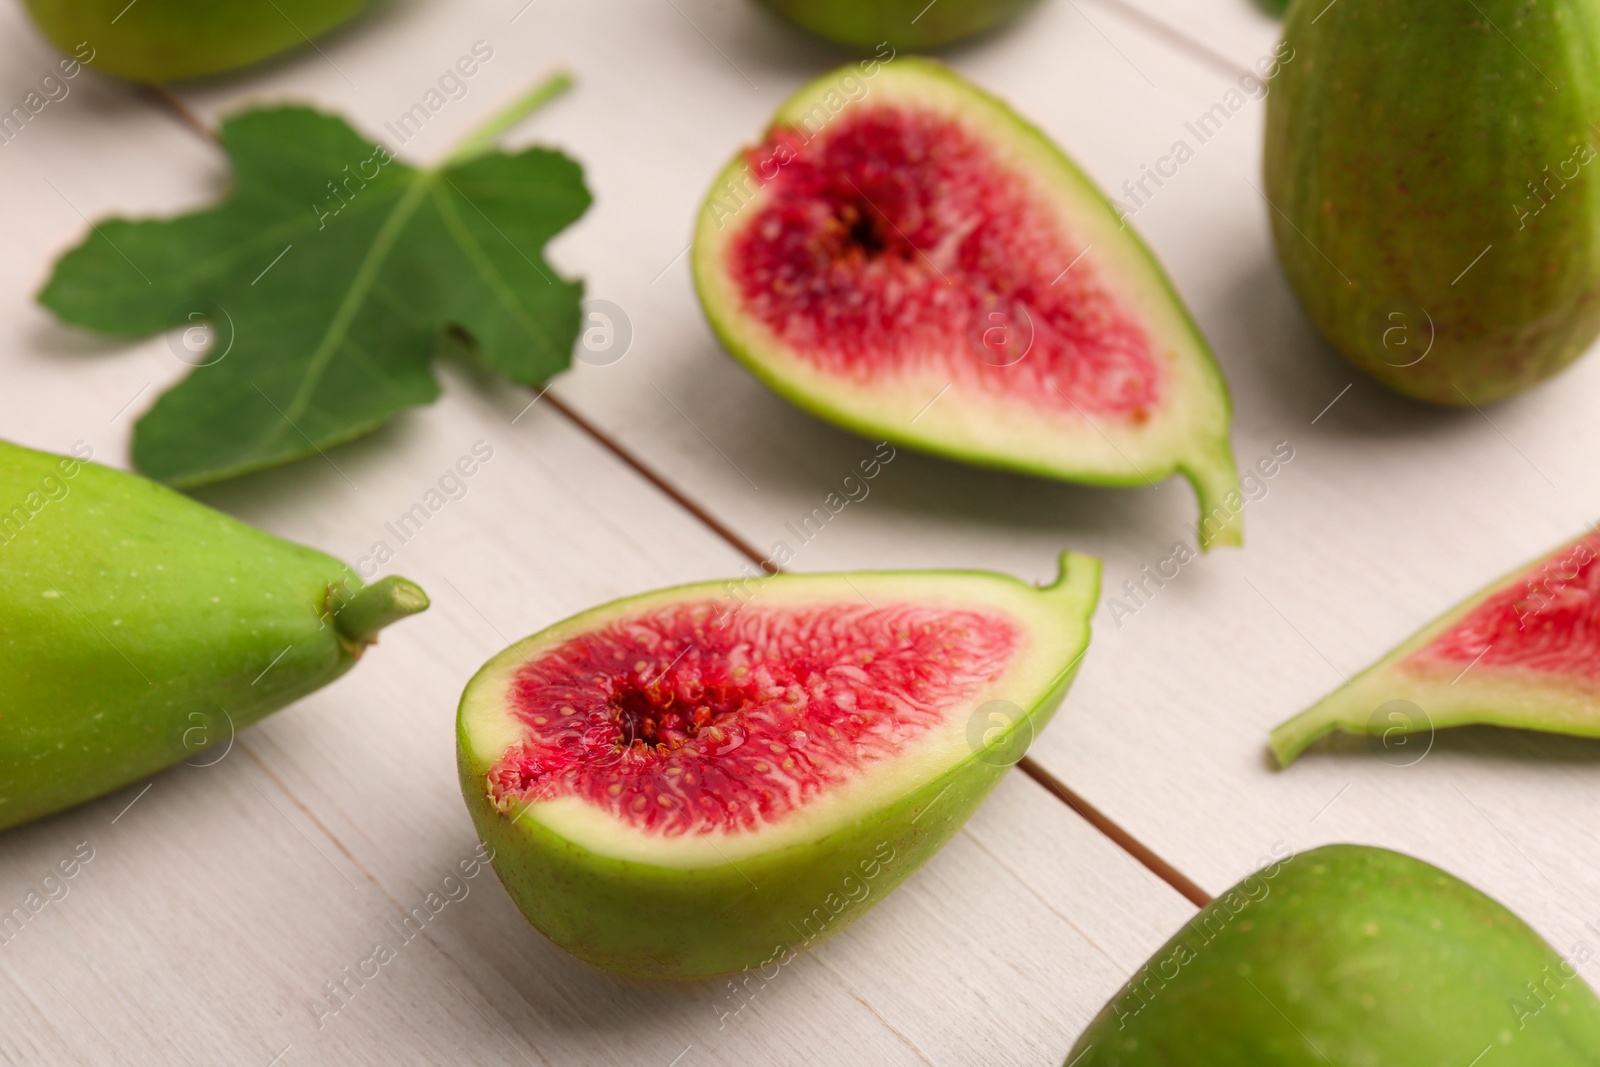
(0, 440), (427, 831)
(21, 0), (367, 83)
(1264, 0), (1600, 405)
(462, 750), (1011, 981)
(458, 555), (1100, 981)
(753, 0), (1039, 49)
(1067, 844), (1600, 1064)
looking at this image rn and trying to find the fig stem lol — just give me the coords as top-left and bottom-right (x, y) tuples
(1269, 706), (1339, 767)
(333, 576), (430, 647)
(1185, 447), (1245, 552)
(444, 70), (575, 167)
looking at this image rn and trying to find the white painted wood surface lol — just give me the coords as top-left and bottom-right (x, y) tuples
(1094, 0), (1282, 74)
(12, 0), (1600, 1060)
(0, 4), (1204, 1064)
(127, 0), (1600, 996)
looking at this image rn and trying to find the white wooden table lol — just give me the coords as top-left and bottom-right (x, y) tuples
(2, 0), (1595, 1063)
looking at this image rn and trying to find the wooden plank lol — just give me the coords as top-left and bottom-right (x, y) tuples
(0, 9), (1196, 1062)
(154, 0), (1600, 971)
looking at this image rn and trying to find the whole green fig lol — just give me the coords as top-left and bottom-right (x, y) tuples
(20, 0), (368, 83)
(1066, 844), (1600, 1064)
(0, 440), (426, 830)
(1264, 0), (1600, 404)
(752, 0), (1038, 49)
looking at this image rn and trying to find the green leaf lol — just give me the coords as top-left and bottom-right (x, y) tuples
(38, 75), (590, 487)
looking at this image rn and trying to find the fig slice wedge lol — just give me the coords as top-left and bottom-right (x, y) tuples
(457, 552), (1099, 979)
(693, 58), (1242, 549)
(1273, 528), (1600, 765)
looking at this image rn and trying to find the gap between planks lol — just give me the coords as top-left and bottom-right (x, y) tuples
(139, 77), (1216, 911)
(1078, 0), (1255, 81)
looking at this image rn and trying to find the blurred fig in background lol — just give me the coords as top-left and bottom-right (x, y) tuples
(21, 0), (368, 82)
(753, 0), (1040, 49)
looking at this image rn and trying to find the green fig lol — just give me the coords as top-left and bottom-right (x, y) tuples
(1067, 844), (1600, 1064)
(751, 0), (1039, 49)
(20, 0), (368, 83)
(0, 440), (427, 831)
(1272, 526), (1600, 764)
(693, 59), (1243, 549)
(1263, 0), (1600, 404)
(457, 553), (1099, 980)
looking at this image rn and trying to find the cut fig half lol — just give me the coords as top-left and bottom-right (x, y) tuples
(457, 553), (1099, 979)
(1272, 528), (1600, 765)
(693, 59), (1242, 549)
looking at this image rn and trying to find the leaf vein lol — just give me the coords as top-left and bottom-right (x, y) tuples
(431, 180), (561, 361)
(263, 174), (438, 449)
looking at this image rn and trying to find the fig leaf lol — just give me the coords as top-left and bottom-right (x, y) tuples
(39, 74), (589, 486)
